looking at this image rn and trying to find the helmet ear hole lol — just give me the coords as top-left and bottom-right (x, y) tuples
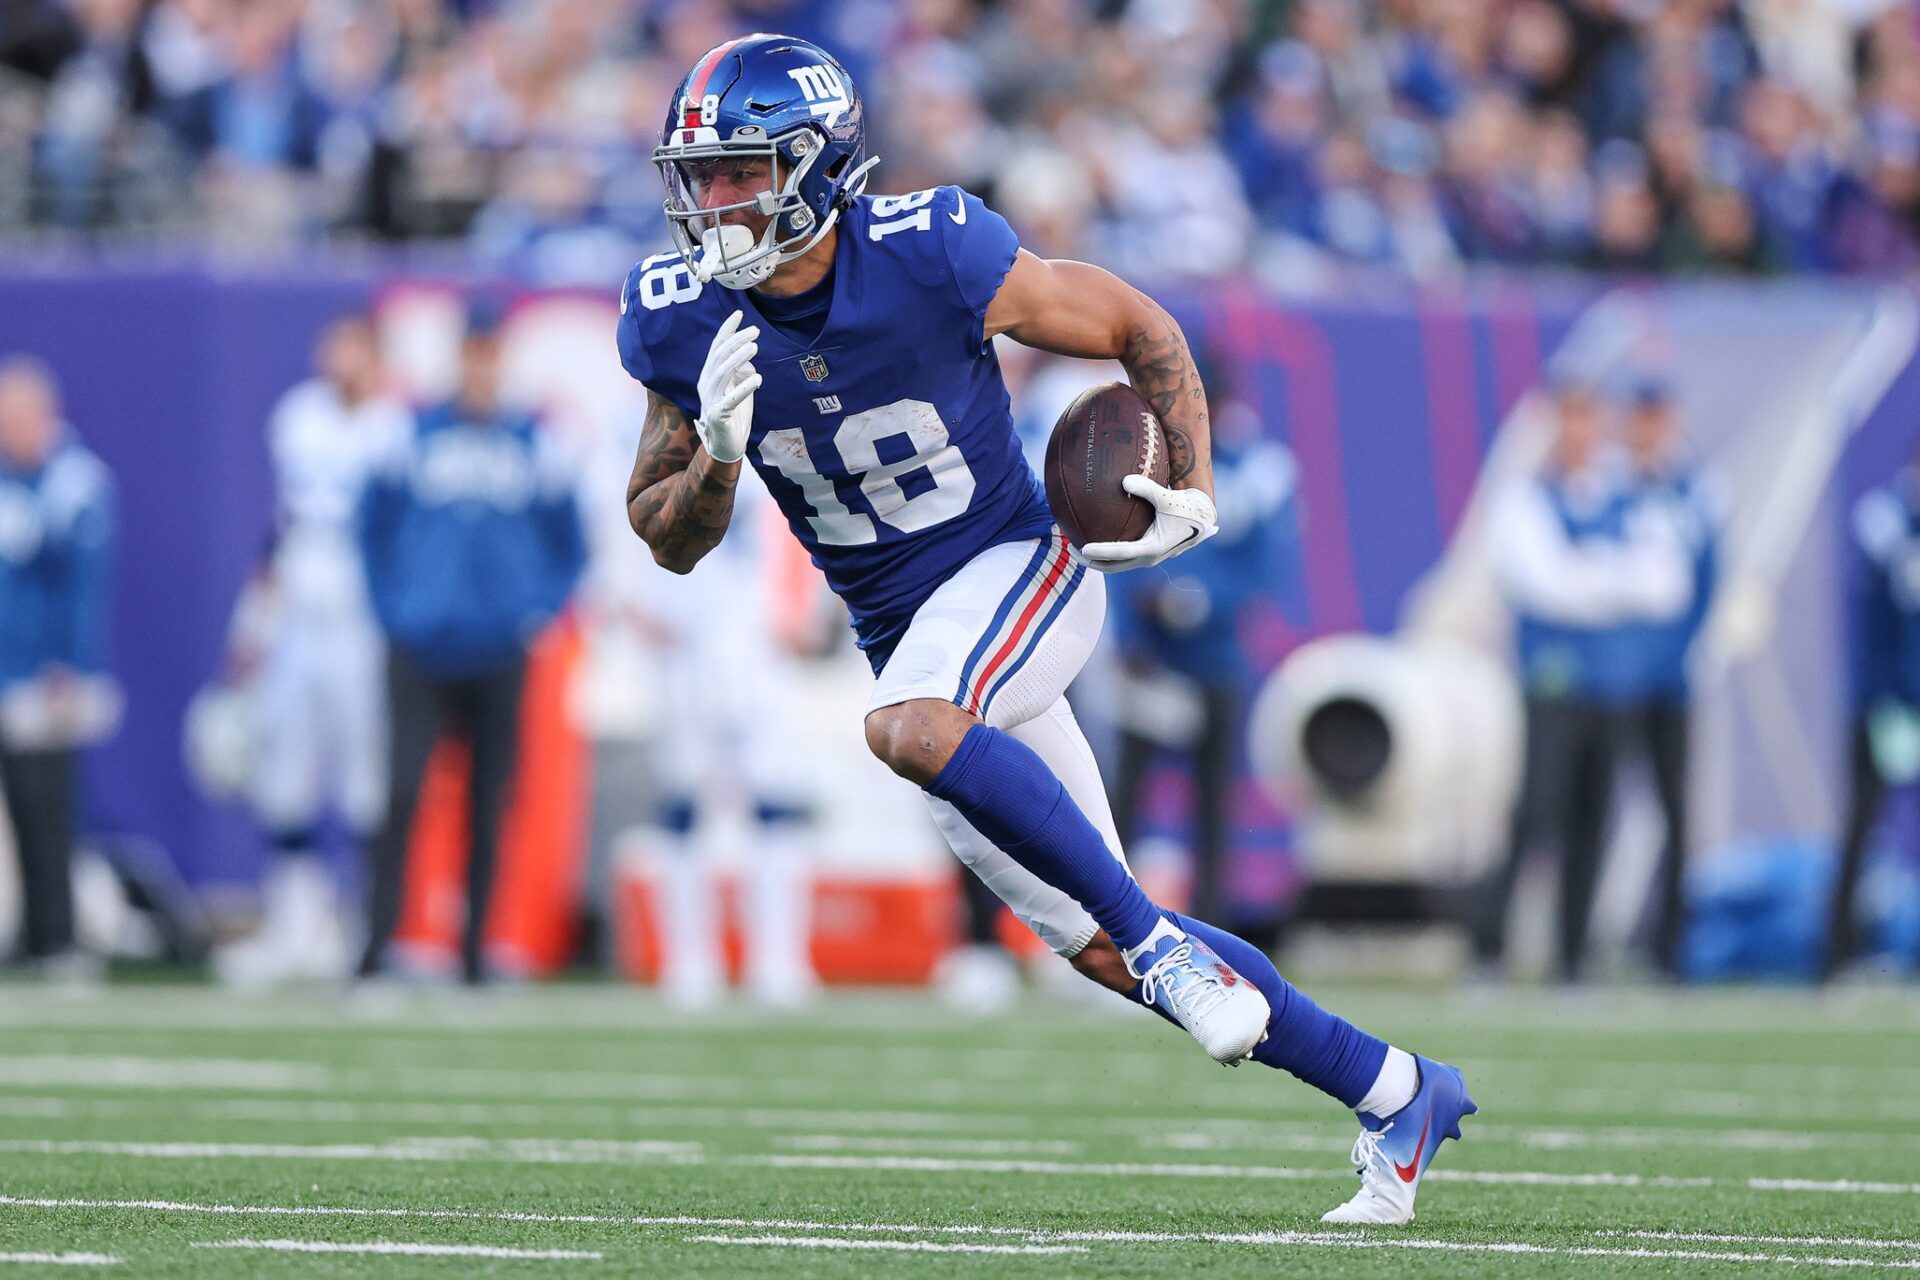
(824, 156), (848, 180)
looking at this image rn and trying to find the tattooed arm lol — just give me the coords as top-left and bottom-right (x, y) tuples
(626, 389), (740, 574)
(984, 249), (1213, 495)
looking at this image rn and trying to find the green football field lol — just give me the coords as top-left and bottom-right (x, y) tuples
(1, 979), (1917, 1276)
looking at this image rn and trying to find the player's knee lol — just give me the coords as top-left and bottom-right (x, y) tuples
(864, 701), (961, 786)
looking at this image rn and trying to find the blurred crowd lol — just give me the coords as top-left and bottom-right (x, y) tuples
(4, 0), (1920, 282)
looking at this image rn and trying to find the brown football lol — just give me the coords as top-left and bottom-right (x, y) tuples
(1044, 381), (1169, 549)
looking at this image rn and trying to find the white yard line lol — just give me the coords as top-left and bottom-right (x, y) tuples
(5, 1091), (1904, 1159)
(0, 1255), (118, 1267)
(682, 1231), (1920, 1270)
(9, 1049), (1920, 1125)
(14, 1196), (1920, 1267)
(770, 1135), (1081, 1155)
(0, 1056), (330, 1091)
(1601, 1231), (1920, 1253)
(687, 1235), (1086, 1255)
(9, 1137), (1920, 1197)
(1, 985), (1909, 1037)
(0, 1093), (1008, 1134)
(742, 1151), (1726, 1189)
(0, 1138), (700, 1165)
(192, 1240), (599, 1259)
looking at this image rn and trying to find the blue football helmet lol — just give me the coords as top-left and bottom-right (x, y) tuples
(654, 33), (876, 290)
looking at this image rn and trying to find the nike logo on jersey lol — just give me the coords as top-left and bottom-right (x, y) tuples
(1394, 1116), (1431, 1183)
(948, 198), (967, 226)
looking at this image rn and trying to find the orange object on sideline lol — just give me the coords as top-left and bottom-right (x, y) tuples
(391, 617), (589, 975)
(614, 869), (958, 985)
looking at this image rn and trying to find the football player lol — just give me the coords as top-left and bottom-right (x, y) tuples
(617, 35), (1473, 1224)
(217, 316), (406, 988)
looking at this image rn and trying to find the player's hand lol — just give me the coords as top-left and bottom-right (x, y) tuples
(695, 309), (760, 464)
(1079, 475), (1219, 573)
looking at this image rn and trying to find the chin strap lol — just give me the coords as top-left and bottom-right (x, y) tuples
(694, 154), (884, 289)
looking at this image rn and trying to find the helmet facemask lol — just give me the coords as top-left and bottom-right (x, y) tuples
(657, 127), (859, 290)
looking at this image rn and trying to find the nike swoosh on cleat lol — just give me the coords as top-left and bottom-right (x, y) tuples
(1394, 1116), (1431, 1183)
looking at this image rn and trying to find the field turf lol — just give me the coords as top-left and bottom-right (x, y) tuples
(0, 979), (1917, 1276)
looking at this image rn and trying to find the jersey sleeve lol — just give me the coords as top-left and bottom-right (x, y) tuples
(615, 256), (704, 423)
(937, 186), (1020, 353)
(615, 262), (654, 387)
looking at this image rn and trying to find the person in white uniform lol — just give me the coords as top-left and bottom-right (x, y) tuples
(216, 315), (409, 988)
(645, 480), (819, 1008)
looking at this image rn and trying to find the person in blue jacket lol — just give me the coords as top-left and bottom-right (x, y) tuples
(0, 356), (115, 977)
(1826, 455), (1920, 979)
(1477, 378), (1693, 981)
(1614, 378), (1722, 979)
(355, 301), (586, 985)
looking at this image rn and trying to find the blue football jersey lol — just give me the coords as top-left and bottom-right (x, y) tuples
(616, 185), (1055, 668)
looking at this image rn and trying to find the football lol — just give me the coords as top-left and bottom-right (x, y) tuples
(1044, 380), (1169, 549)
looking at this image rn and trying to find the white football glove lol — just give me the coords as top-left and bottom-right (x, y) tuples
(694, 309), (760, 464)
(1079, 474), (1220, 573)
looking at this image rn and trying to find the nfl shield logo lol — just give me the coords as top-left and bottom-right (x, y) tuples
(800, 354), (829, 383)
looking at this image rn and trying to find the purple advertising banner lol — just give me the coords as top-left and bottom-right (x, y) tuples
(2, 261), (1912, 893)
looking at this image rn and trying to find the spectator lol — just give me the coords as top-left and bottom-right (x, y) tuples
(641, 487), (820, 1011)
(1227, 42), (1331, 241)
(169, 0), (331, 244)
(1443, 89), (1537, 263)
(2, 0), (1917, 281)
(1527, 109), (1595, 261)
(1584, 146), (1664, 272)
(355, 300), (586, 985)
(0, 356), (116, 980)
(1474, 380), (1692, 981)
(1614, 378), (1724, 978)
(1661, 175), (1779, 274)
(1823, 125), (1920, 277)
(1737, 77), (1836, 272)
(33, 0), (154, 228)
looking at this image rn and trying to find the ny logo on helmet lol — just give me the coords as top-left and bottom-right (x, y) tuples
(787, 65), (850, 127)
(800, 354), (829, 382)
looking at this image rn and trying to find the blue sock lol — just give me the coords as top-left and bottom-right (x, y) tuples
(925, 724), (1165, 952)
(1142, 911), (1388, 1109)
(658, 797), (697, 835)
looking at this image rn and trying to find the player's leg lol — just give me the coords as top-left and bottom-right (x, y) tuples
(1556, 705), (1617, 983)
(867, 536), (1266, 1063)
(337, 620), (391, 868)
(358, 650), (445, 979)
(460, 660), (526, 985)
(879, 539), (1474, 1223)
(742, 800), (816, 1007)
(0, 745), (78, 963)
(653, 793), (724, 1007)
(1822, 715), (1883, 980)
(925, 695), (1471, 1220)
(652, 646), (725, 1007)
(224, 626), (339, 987)
(1643, 700), (1690, 978)
(736, 641), (818, 1007)
(1003, 699), (1437, 1117)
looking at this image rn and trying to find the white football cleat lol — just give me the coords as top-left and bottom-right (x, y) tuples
(1123, 918), (1270, 1066)
(1321, 1056), (1477, 1226)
